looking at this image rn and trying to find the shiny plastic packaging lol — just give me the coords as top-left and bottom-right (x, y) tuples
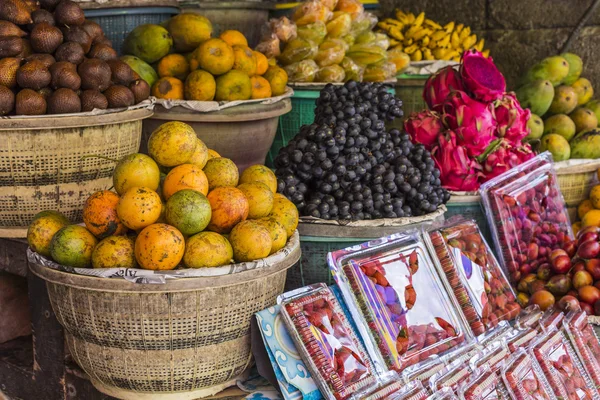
(255, 33), (281, 59)
(316, 65), (346, 83)
(279, 38), (319, 65)
(428, 219), (520, 336)
(293, 0), (333, 26)
(278, 283), (377, 400)
(353, 372), (406, 400)
(563, 311), (600, 389)
(470, 340), (510, 373)
(326, 12), (352, 38)
(297, 20), (328, 44)
(460, 366), (510, 400)
(329, 231), (471, 373)
(501, 350), (553, 400)
(341, 57), (364, 82)
(505, 328), (538, 353)
(284, 59), (320, 82)
(314, 38), (347, 67)
(428, 388), (460, 399)
(480, 152), (573, 287)
(363, 61), (396, 82)
(267, 17), (297, 42)
(430, 359), (476, 393)
(390, 380), (429, 400)
(404, 344), (479, 387)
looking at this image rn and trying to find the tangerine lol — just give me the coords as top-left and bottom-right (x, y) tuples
(229, 220), (272, 262)
(165, 189), (212, 235)
(238, 182), (273, 219)
(256, 217), (287, 255)
(162, 163), (209, 200)
(135, 223), (185, 270)
(184, 232), (233, 268)
(148, 121), (198, 167)
(250, 76), (272, 99)
(91, 235), (137, 269)
(151, 76), (184, 100)
(206, 187), (249, 233)
(269, 193), (299, 237)
(83, 190), (127, 239)
(50, 225), (98, 268)
(219, 30), (248, 47)
(27, 211), (70, 257)
(117, 187), (162, 230)
(113, 153), (160, 195)
(197, 38), (234, 76)
(239, 165), (277, 193)
(203, 157), (239, 190)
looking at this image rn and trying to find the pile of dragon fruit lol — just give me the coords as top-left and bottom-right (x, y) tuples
(404, 49), (535, 192)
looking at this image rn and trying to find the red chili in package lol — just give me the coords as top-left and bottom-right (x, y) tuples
(329, 232), (471, 373)
(470, 340), (510, 373)
(279, 284), (376, 400)
(460, 366), (510, 400)
(513, 305), (543, 331)
(428, 220), (521, 336)
(563, 311), (600, 390)
(480, 153), (573, 288)
(405, 344), (479, 386)
(356, 372), (406, 400)
(531, 328), (598, 400)
(505, 328), (538, 353)
(501, 350), (553, 400)
(430, 360), (474, 393)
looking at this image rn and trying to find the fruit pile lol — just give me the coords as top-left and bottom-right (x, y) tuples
(503, 351), (553, 400)
(406, 50), (533, 191)
(563, 310), (600, 388)
(122, 15), (287, 102)
(256, 0), (406, 83)
(27, 121), (299, 270)
(377, 10), (488, 62)
(0, 0), (150, 116)
(517, 53), (600, 160)
(274, 80), (450, 221)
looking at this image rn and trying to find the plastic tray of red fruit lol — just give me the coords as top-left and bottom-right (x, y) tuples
(278, 284), (377, 400)
(470, 340), (510, 373)
(501, 350), (553, 400)
(404, 344), (479, 386)
(505, 328), (538, 353)
(427, 219), (521, 336)
(530, 328), (598, 400)
(355, 372), (406, 400)
(427, 387), (459, 399)
(385, 380), (430, 400)
(480, 153), (573, 288)
(563, 311), (600, 390)
(328, 231), (471, 373)
(459, 366), (510, 400)
(430, 359), (477, 394)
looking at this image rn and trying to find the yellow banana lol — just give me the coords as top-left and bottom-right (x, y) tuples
(451, 31), (460, 49)
(412, 28), (431, 41)
(474, 38), (485, 52)
(405, 25), (420, 39)
(403, 37), (413, 46)
(413, 12), (425, 27)
(388, 27), (404, 40)
(395, 10), (409, 24)
(425, 19), (442, 29)
(384, 18), (403, 26)
(421, 36), (430, 46)
(406, 13), (416, 24)
(455, 23), (464, 33)
(411, 49), (423, 61)
(431, 30), (447, 41)
(443, 50), (460, 61)
(462, 34), (477, 49)
(482, 49), (490, 58)
(389, 38), (401, 46)
(444, 21), (455, 33)
(433, 47), (449, 59)
(437, 34), (451, 48)
(423, 48), (434, 60)
(428, 38), (438, 49)
(404, 43), (418, 54)
(459, 26), (471, 41)
(451, 55), (461, 62)
(392, 44), (404, 51)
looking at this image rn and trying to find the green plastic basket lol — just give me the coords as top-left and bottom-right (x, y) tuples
(445, 195), (492, 244)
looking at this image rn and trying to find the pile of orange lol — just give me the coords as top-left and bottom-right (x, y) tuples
(27, 121), (298, 271)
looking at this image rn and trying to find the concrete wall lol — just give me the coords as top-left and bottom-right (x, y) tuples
(379, 0), (600, 92)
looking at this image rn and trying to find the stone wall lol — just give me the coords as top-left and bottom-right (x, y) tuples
(379, 0), (600, 91)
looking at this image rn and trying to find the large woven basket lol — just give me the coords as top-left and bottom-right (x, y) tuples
(555, 159), (600, 207)
(0, 108), (152, 236)
(29, 233), (300, 400)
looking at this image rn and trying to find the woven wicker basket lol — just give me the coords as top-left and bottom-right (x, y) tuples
(0, 108), (151, 236)
(29, 233), (301, 400)
(555, 159), (600, 207)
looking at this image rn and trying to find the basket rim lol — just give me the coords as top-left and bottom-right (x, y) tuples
(554, 159), (600, 175)
(29, 232), (300, 293)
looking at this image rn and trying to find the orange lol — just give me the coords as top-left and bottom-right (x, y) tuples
(92, 235), (137, 269)
(49, 225), (98, 268)
(269, 193), (299, 237)
(238, 182), (273, 219)
(157, 54), (190, 80)
(206, 187), (249, 233)
(187, 138), (209, 169)
(239, 165), (277, 193)
(151, 76), (184, 100)
(232, 45), (257, 76)
(184, 232), (233, 268)
(148, 121), (198, 167)
(229, 220), (272, 262)
(590, 185), (600, 208)
(27, 211), (70, 257)
(197, 38), (234, 76)
(578, 199), (595, 220)
(83, 190), (127, 239)
(256, 217), (287, 255)
(207, 149), (221, 160)
(116, 187), (162, 230)
(583, 210), (600, 228)
(203, 157), (239, 190)
(215, 70), (252, 101)
(263, 65), (288, 96)
(254, 51), (268, 75)
(250, 76), (272, 99)
(113, 153), (160, 195)
(162, 163), (209, 200)
(184, 69), (216, 101)
(135, 223), (185, 270)
(220, 30), (248, 48)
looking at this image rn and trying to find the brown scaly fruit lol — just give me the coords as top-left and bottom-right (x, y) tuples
(16, 60), (51, 90)
(106, 60), (135, 86)
(0, 0), (33, 25)
(88, 44), (117, 61)
(39, 0), (60, 11)
(103, 85), (135, 108)
(61, 26), (91, 53)
(29, 9), (54, 27)
(54, 42), (84, 65)
(15, 88), (46, 115)
(0, 86), (15, 115)
(25, 53), (55, 68)
(81, 20), (104, 44)
(0, 58), (21, 89)
(15, 39), (32, 58)
(53, 0), (84, 26)
(47, 87), (80, 114)
(95, 36), (112, 47)
(0, 21), (27, 37)
(21, 0), (40, 13)
(0, 37), (24, 58)
(80, 89), (107, 111)
(78, 58), (111, 91)
(129, 79), (150, 103)
(49, 61), (80, 90)
(37, 87), (52, 100)
(30, 22), (63, 54)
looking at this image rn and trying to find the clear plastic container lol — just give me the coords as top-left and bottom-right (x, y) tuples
(480, 153), (573, 287)
(530, 328), (598, 400)
(329, 231), (472, 373)
(563, 311), (600, 390)
(354, 372), (406, 400)
(278, 283), (377, 400)
(427, 219), (520, 336)
(428, 388), (460, 399)
(501, 350), (553, 400)
(505, 328), (538, 353)
(513, 305), (543, 331)
(537, 308), (565, 332)
(477, 321), (512, 347)
(470, 340), (510, 373)
(387, 380), (429, 400)
(460, 366), (510, 400)
(404, 344), (479, 386)
(430, 359), (476, 393)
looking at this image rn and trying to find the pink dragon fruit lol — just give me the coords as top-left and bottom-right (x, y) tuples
(431, 131), (484, 192)
(492, 93), (531, 145)
(460, 49), (506, 102)
(404, 110), (443, 150)
(442, 91), (496, 157)
(480, 140), (535, 180)
(423, 66), (465, 112)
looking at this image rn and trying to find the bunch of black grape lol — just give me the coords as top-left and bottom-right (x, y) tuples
(274, 81), (450, 221)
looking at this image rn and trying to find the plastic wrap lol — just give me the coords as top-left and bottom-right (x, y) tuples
(460, 366), (511, 400)
(284, 59), (320, 82)
(350, 12), (378, 36)
(279, 38), (319, 65)
(501, 350), (553, 400)
(353, 372), (406, 400)
(505, 328), (538, 353)
(256, 33), (281, 59)
(476, 321), (512, 347)
(316, 65), (346, 83)
(404, 344), (479, 387)
(293, 0), (333, 26)
(326, 12), (352, 38)
(320, 0), (339, 10)
(530, 328), (598, 400)
(430, 360), (476, 393)
(388, 48), (411, 74)
(513, 305), (543, 331)
(268, 17), (297, 43)
(389, 380), (429, 400)
(365, 61), (396, 83)
(329, 231), (472, 373)
(297, 20), (328, 44)
(480, 152), (573, 287)
(335, 0), (364, 19)
(428, 388), (460, 399)
(347, 43), (387, 66)
(470, 340), (511, 374)
(427, 219), (520, 337)
(315, 38), (347, 67)
(537, 308), (565, 332)
(278, 283), (377, 400)
(341, 57), (364, 82)
(563, 311), (600, 389)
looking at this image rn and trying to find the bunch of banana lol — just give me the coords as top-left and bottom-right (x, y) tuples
(377, 10), (489, 62)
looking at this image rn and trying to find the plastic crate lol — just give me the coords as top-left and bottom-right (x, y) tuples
(84, 7), (180, 56)
(387, 74), (428, 131)
(445, 195), (493, 244)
